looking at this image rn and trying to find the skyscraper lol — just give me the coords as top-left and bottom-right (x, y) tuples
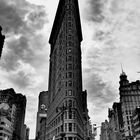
(46, 0), (89, 140)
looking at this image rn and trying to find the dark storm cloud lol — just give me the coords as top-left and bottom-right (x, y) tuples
(0, 0), (48, 89)
(85, 0), (105, 22)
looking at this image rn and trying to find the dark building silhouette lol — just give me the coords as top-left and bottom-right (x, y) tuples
(13, 93), (27, 140)
(108, 102), (123, 140)
(0, 88), (26, 140)
(36, 91), (49, 140)
(22, 124), (30, 140)
(46, 0), (90, 140)
(0, 26), (5, 58)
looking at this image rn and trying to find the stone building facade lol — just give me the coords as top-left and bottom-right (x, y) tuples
(0, 88), (26, 140)
(36, 91), (49, 140)
(119, 71), (140, 140)
(100, 120), (109, 140)
(46, 0), (90, 140)
(108, 103), (123, 140)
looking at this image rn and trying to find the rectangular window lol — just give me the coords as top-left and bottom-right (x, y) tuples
(73, 111), (76, 119)
(68, 90), (72, 96)
(61, 125), (63, 132)
(69, 110), (72, 119)
(67, 48), (72, 53)
(67, 56), (72, 62)
(68, 72), (72, 78)
(74, 123), (76, 131)
(65, 123), (67, 132)
(68, 81), (72, 87)
(69, 100), (72, 107)
(65, 111), (67, 119)
(67, 64), (72, 70)
(69, 123), (72, 131)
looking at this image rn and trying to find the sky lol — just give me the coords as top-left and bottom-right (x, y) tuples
(0, 0), (140, 139)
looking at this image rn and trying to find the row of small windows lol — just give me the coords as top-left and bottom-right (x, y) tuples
(55, 62), (80, 72)
(49, 137), (78, 140)
(125, 110), (133, 115)
(57, 71), (80, 81)
(65, 81), (80, 90)
(49, 111), (76, 128)
(123, 96), (140, 102)
(54, 123), (76, 135)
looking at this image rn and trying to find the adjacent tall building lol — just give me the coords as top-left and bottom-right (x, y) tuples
(0, 26), (5, 58)
(46, 0), (90, 140)
(119, 71), (140, 140)
(108, 103), (123, 140)
(0, 88), (27, 140)
(100, 71), (140, 140)
(36, 91), (49, 140)
(100, 120), (109, 140)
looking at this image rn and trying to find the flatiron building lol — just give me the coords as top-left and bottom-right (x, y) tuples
(46, 0), (89, 140)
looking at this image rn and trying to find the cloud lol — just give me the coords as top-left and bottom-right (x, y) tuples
(0, 0), (24, 34)
(84, 72), (117, 104)
(0, 0), (49, 90)
(85, 0), (105, 22)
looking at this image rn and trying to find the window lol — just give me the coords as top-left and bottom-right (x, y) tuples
(69, 100), (72, 107)
(68, 90), (72, 96)
(69, 109), (72, 119)
(67, 48), (72, 53)
(74, 123), (76, 131)
(65, 111), (67, 119)
(68, 22), (72, 28)
(68, 137), (72, 140)
(69, 123), (72, 131)
(68, 81), (72, 87)
(65, 123), (67, 131)
(61, 125), (63, 132)
(67, 64), (72, 70)
(67, 56), (72, 62)
(61, 114), (63, 121)
(73, 111), (76, 119)
(68, 72), (72, 78)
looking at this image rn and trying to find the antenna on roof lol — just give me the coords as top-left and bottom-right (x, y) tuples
(120, 63), (126, 75)
(121, 63), (124, 73)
